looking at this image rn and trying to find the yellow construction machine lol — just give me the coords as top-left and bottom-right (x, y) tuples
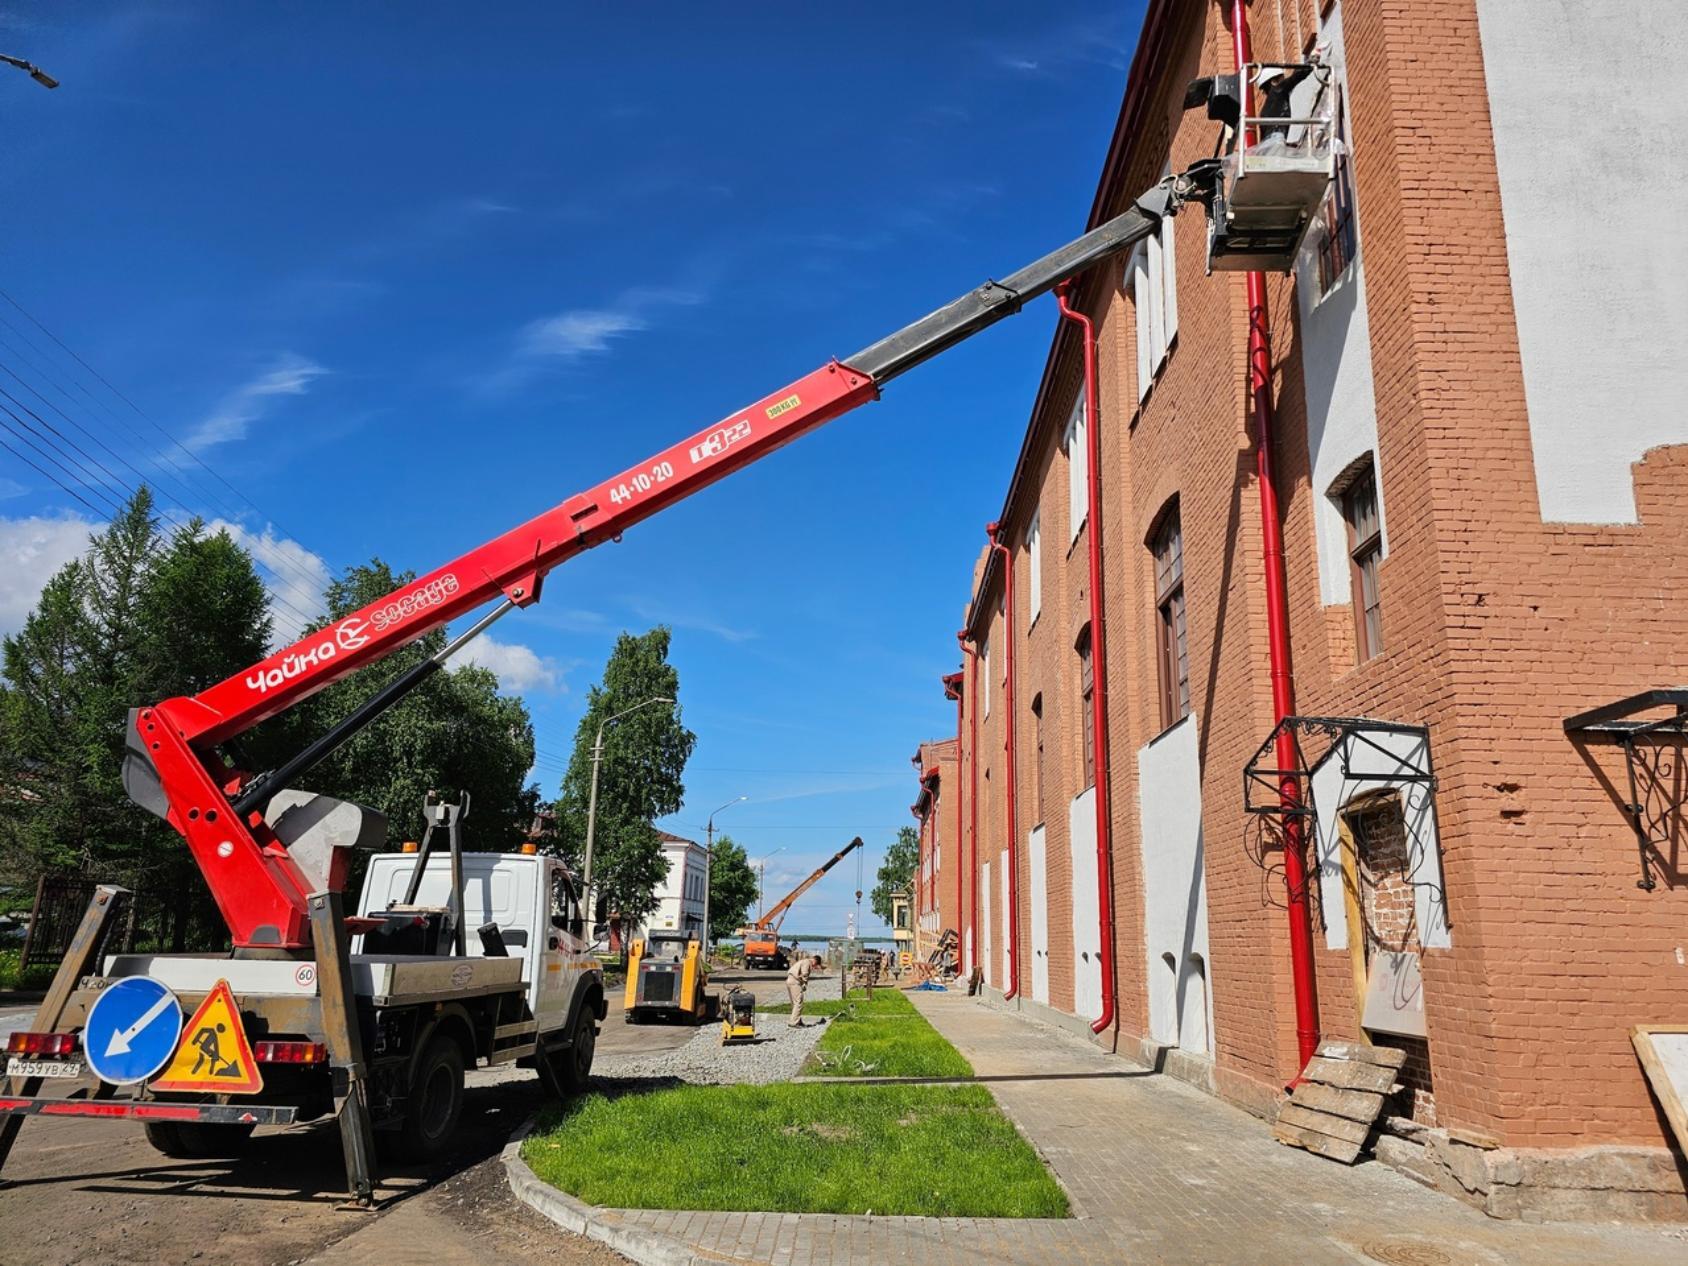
(719, 987), (758, 1044)
(625, 929), (719, 1024)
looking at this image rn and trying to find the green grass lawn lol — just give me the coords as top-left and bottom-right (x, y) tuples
(522, 1082), (1067, 1217)
(804, 988), (973, 1079)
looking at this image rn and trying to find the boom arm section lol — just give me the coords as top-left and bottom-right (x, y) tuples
(751, 836), (863, 935)
(133, 175), (1196, 950)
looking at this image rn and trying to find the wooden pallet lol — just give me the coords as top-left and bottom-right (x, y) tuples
(1273, 1040), (1404, 1163)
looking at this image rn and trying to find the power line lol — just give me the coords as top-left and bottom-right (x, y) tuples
(0, 351), (333, 604)
(0, 428), (116, 520)
(0, 324), (338, 608)
(0, 406), (128, 518)
(0, 286), (338, 573)
(0, 376), (323, 638)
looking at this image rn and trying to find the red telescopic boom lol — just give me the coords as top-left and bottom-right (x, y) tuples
(128, 175), (1203, 949)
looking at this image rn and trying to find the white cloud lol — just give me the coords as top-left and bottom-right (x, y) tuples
(519, 310), (648, 361)
(453, 634), (565, 694)
(207, 519), (331, 646)
(483, 286), (706, 394)
(188, 354), (328, 452)
(0, 513), (97, 637)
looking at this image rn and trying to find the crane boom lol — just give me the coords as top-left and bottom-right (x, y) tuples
(750, 836), (863, 936)
(126, 168), (1217, 950)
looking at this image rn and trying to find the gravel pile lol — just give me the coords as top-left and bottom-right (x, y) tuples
(593, 973), (841, 1087)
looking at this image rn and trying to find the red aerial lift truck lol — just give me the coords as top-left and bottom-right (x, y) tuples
(0, 66), (1335, 1204)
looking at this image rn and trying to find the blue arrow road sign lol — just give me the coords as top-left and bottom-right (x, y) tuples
(84, 977), (183, 1085)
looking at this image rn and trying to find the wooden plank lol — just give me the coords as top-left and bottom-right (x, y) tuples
(1317, 1039), (1406, 1070)
(1291, 1081), (1386, 1123)
(1277, 1103), (1372, 1145)
(1274, 1121), (1363, 1163)
(1632, 1026), (1688, 1162)
(1302, 1055), (1398, 1093)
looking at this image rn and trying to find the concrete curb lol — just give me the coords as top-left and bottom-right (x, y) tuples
(502, 1117), (737, 1266)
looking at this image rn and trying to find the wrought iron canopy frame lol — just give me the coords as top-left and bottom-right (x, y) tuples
(1243, 715), (1435, 820)
(1563, 688), (1688, 891)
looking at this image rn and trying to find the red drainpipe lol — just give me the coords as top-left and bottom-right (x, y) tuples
(957, 630), (981, 977)
(986, 522), (1021, 1001)
(950, 676), (965, 965)
(1230, 0), (1320, 1074)
(1054, 282), (1116, 1036)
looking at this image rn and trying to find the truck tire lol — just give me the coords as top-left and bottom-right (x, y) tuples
(400, 1035), (465, 1160)
(549, 1005), (597, 1095)
(143, 1120), (256, 1158)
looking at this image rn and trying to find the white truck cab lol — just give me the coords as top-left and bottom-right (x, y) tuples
(355, 850), (598, 1036)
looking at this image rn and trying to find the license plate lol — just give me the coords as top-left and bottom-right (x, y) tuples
(6, 1057), (83, 1079)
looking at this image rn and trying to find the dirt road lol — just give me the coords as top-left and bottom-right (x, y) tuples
(0, 967), (791, 1264)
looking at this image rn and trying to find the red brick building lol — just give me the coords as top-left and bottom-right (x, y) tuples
(914, 0), (1688, 1221)
(910, 734), (960, 962)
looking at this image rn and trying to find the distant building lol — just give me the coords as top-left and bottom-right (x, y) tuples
(644, 829), (707, 937)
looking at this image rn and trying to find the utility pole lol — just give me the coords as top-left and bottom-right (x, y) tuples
(702, 795), (746, 949)
(755, 847), (786, 919)
(580, 695), (673, 926)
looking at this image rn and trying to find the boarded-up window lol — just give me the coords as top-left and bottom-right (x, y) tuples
(1349, 793), (1435, 1124)
(1031, 693), (1045, 826)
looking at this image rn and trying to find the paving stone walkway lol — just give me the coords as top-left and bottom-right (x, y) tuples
(607, 991), (1688, 1265)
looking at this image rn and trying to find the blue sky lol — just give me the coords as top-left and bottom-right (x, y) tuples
(0, 2), (1142, 934)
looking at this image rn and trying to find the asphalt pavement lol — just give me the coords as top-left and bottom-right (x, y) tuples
(0, 965), (794, 1265)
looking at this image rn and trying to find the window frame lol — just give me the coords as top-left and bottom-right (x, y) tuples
(1343, 464), (1384, 662)
(1125, 184), (1180, 404)
(1076, 627), (1096, 791)
(1151, 508), (1190, 730)
(1064, 397), (1087, 545)
(1027, 509), (1042, 625)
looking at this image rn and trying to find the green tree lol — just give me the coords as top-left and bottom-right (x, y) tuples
(706, 833), (757, 939)
(0, 490), (161, 881)
(871, 825), (920, 924)
(553, 628), (695, 929)
(295, 560), (538, 852)
(136, 518), (276, 948)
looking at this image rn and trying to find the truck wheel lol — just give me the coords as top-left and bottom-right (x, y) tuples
(400, 1035), (465, 1160)
(550, 1006), (597, 1095)
(143, 1120), (256, 1158)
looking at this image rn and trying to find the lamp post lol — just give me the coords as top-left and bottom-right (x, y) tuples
(702, 795), (746, 947)
(0, 54), (58, 90)
(580, 696), (673, 919)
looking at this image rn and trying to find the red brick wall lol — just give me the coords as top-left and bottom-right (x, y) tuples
(934, 0), (1688, 1156)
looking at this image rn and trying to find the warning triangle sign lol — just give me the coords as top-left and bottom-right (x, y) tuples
(150, 978), (264, 1095)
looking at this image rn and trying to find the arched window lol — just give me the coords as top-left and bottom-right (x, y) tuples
(1150, 505), (1189, 727)
(1075, 627), (1095, 789)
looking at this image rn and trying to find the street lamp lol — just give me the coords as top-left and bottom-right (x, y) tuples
(580, 696), (674, 915)
(0, 54), (59, 90)
(701, 795), (746, 947)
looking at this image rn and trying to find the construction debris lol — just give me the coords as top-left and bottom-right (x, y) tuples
(1273, 1040), (1405, 1163)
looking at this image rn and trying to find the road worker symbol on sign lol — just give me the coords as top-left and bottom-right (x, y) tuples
(150, 978), (264, 1095)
